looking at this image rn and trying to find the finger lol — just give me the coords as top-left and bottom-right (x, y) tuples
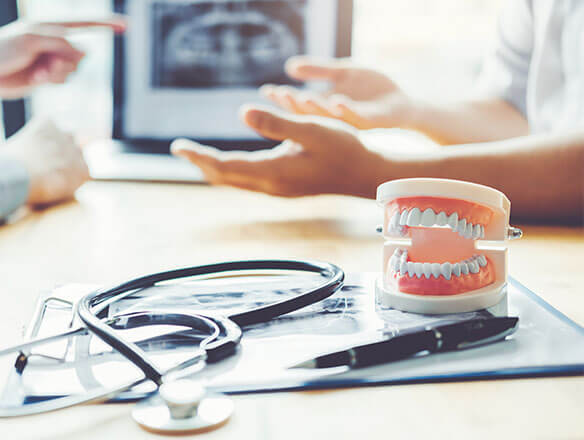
(275, 86), (306, 114)
(327, 94), (365, 125)
(260, 84), (301, 113)
(40, 15), (127, 34)
(295, 92), (336, 118)
(172, 137), (290, 166)
(259, 84), (285, 110)
(171, 138), (256, 186)
(27, 34), (85, 62)
(172, 138), (298, 194)
(171, 139), (225, 169)
(45, 57), (77, 84)
(239, 105), (328, 146)
(331, 100), (370, 129)
(259, 83), (276, 99)
(0, 62), (47, 91)
(285, 56), (349, 83)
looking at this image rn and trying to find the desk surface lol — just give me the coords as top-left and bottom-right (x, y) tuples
(0, 182), (582, 440)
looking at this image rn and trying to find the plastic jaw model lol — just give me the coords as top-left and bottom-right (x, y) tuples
(376, 178), (522, 314)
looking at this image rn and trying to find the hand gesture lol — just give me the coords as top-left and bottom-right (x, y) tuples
(261, 56), (414, 130)
(0, 17), (125, 98)
(171, 106), (382, 198)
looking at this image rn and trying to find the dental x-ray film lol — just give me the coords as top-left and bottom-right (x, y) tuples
(151, 1), (306, 89)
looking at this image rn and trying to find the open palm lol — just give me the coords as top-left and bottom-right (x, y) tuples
(261, 56), (413, 130)
(172, 107), (381, 198)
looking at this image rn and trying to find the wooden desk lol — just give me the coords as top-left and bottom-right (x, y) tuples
(1, 182), (583, 439)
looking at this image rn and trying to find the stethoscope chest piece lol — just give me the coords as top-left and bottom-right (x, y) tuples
(132, 379), (233, 435)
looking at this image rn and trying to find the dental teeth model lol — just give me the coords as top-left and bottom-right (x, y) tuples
(376, 178), (521, 314)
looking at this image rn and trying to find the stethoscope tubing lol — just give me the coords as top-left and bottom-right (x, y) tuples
(0, 259), (344, 417)
(77, 259), (344, 386)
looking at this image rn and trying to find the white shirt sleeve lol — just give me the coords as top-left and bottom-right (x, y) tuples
(476, 0), (534, 116)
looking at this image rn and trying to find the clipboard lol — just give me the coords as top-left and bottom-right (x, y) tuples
(1, 273), (583, 407)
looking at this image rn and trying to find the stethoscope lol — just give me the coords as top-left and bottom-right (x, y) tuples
(0, 259), (344, 435)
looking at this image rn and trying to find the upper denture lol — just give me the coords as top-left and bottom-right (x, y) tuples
(387, 196), (493, 235)
(386, 197), (493, 239)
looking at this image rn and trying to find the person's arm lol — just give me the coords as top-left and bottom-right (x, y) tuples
(0, 159), (29, 221)
(262, 59), (529, 145)
(404, 98), (528, 145)
(262, 1), (533, 146)
(172, 107), (583, 222)
(369, 130), (584, 222)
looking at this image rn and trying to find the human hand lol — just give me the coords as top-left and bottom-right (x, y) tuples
(2, 119), (89, 206)
(260, 56), (415, 130)
(171, 106), (383, 198)
(0, 17), (125, 98)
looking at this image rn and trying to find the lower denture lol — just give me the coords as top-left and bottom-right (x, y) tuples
(388, 253), (495, 296)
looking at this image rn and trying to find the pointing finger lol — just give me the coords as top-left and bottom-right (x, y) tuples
(39, 15), (127, 34)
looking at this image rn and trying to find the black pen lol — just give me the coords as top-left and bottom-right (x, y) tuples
(290, 317), (519, 369)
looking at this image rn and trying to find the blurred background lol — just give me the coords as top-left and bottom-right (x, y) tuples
(1, 0), (504, 141)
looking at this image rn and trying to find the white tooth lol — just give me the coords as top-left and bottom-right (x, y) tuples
(414, 262), (423, 278)
(420, 208), (436, 227)
(389, 256), (398, 271)
(452, 263), (461, 277)
(393, 258), (401, 271)
(400, 261), (408, 275)
(472, 224), (481, 239)
(392, 250), (402, 269)
(440, 262), (452, 280)
(457, 218), (467, 236)
(431, 263), (441, 279)
(478, 255), (487, 267)
(390, 211), (400, 229)
(464, 222), (473, 239)
(447, 212), (459, 230)
(480, 225), (485, 238)
(460, 262), (469, 275)
(436, 211), (448, 226)
(407, 262), (415, 277)
(406, 208), (421, 226)
(469, 261), (480, 273)
(423, 263), (432, 279)
(400, 251), (408, 264)
(399, 209), (409, 225)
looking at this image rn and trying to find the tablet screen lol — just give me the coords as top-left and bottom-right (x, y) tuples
(119, 0), (342, 141)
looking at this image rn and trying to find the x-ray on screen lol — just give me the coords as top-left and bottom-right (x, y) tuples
(122, 0), (339, 141)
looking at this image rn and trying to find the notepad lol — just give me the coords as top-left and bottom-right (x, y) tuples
(1, 274), (583, 405)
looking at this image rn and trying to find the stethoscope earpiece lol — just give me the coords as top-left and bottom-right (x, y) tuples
(132, 379), (233, 435)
